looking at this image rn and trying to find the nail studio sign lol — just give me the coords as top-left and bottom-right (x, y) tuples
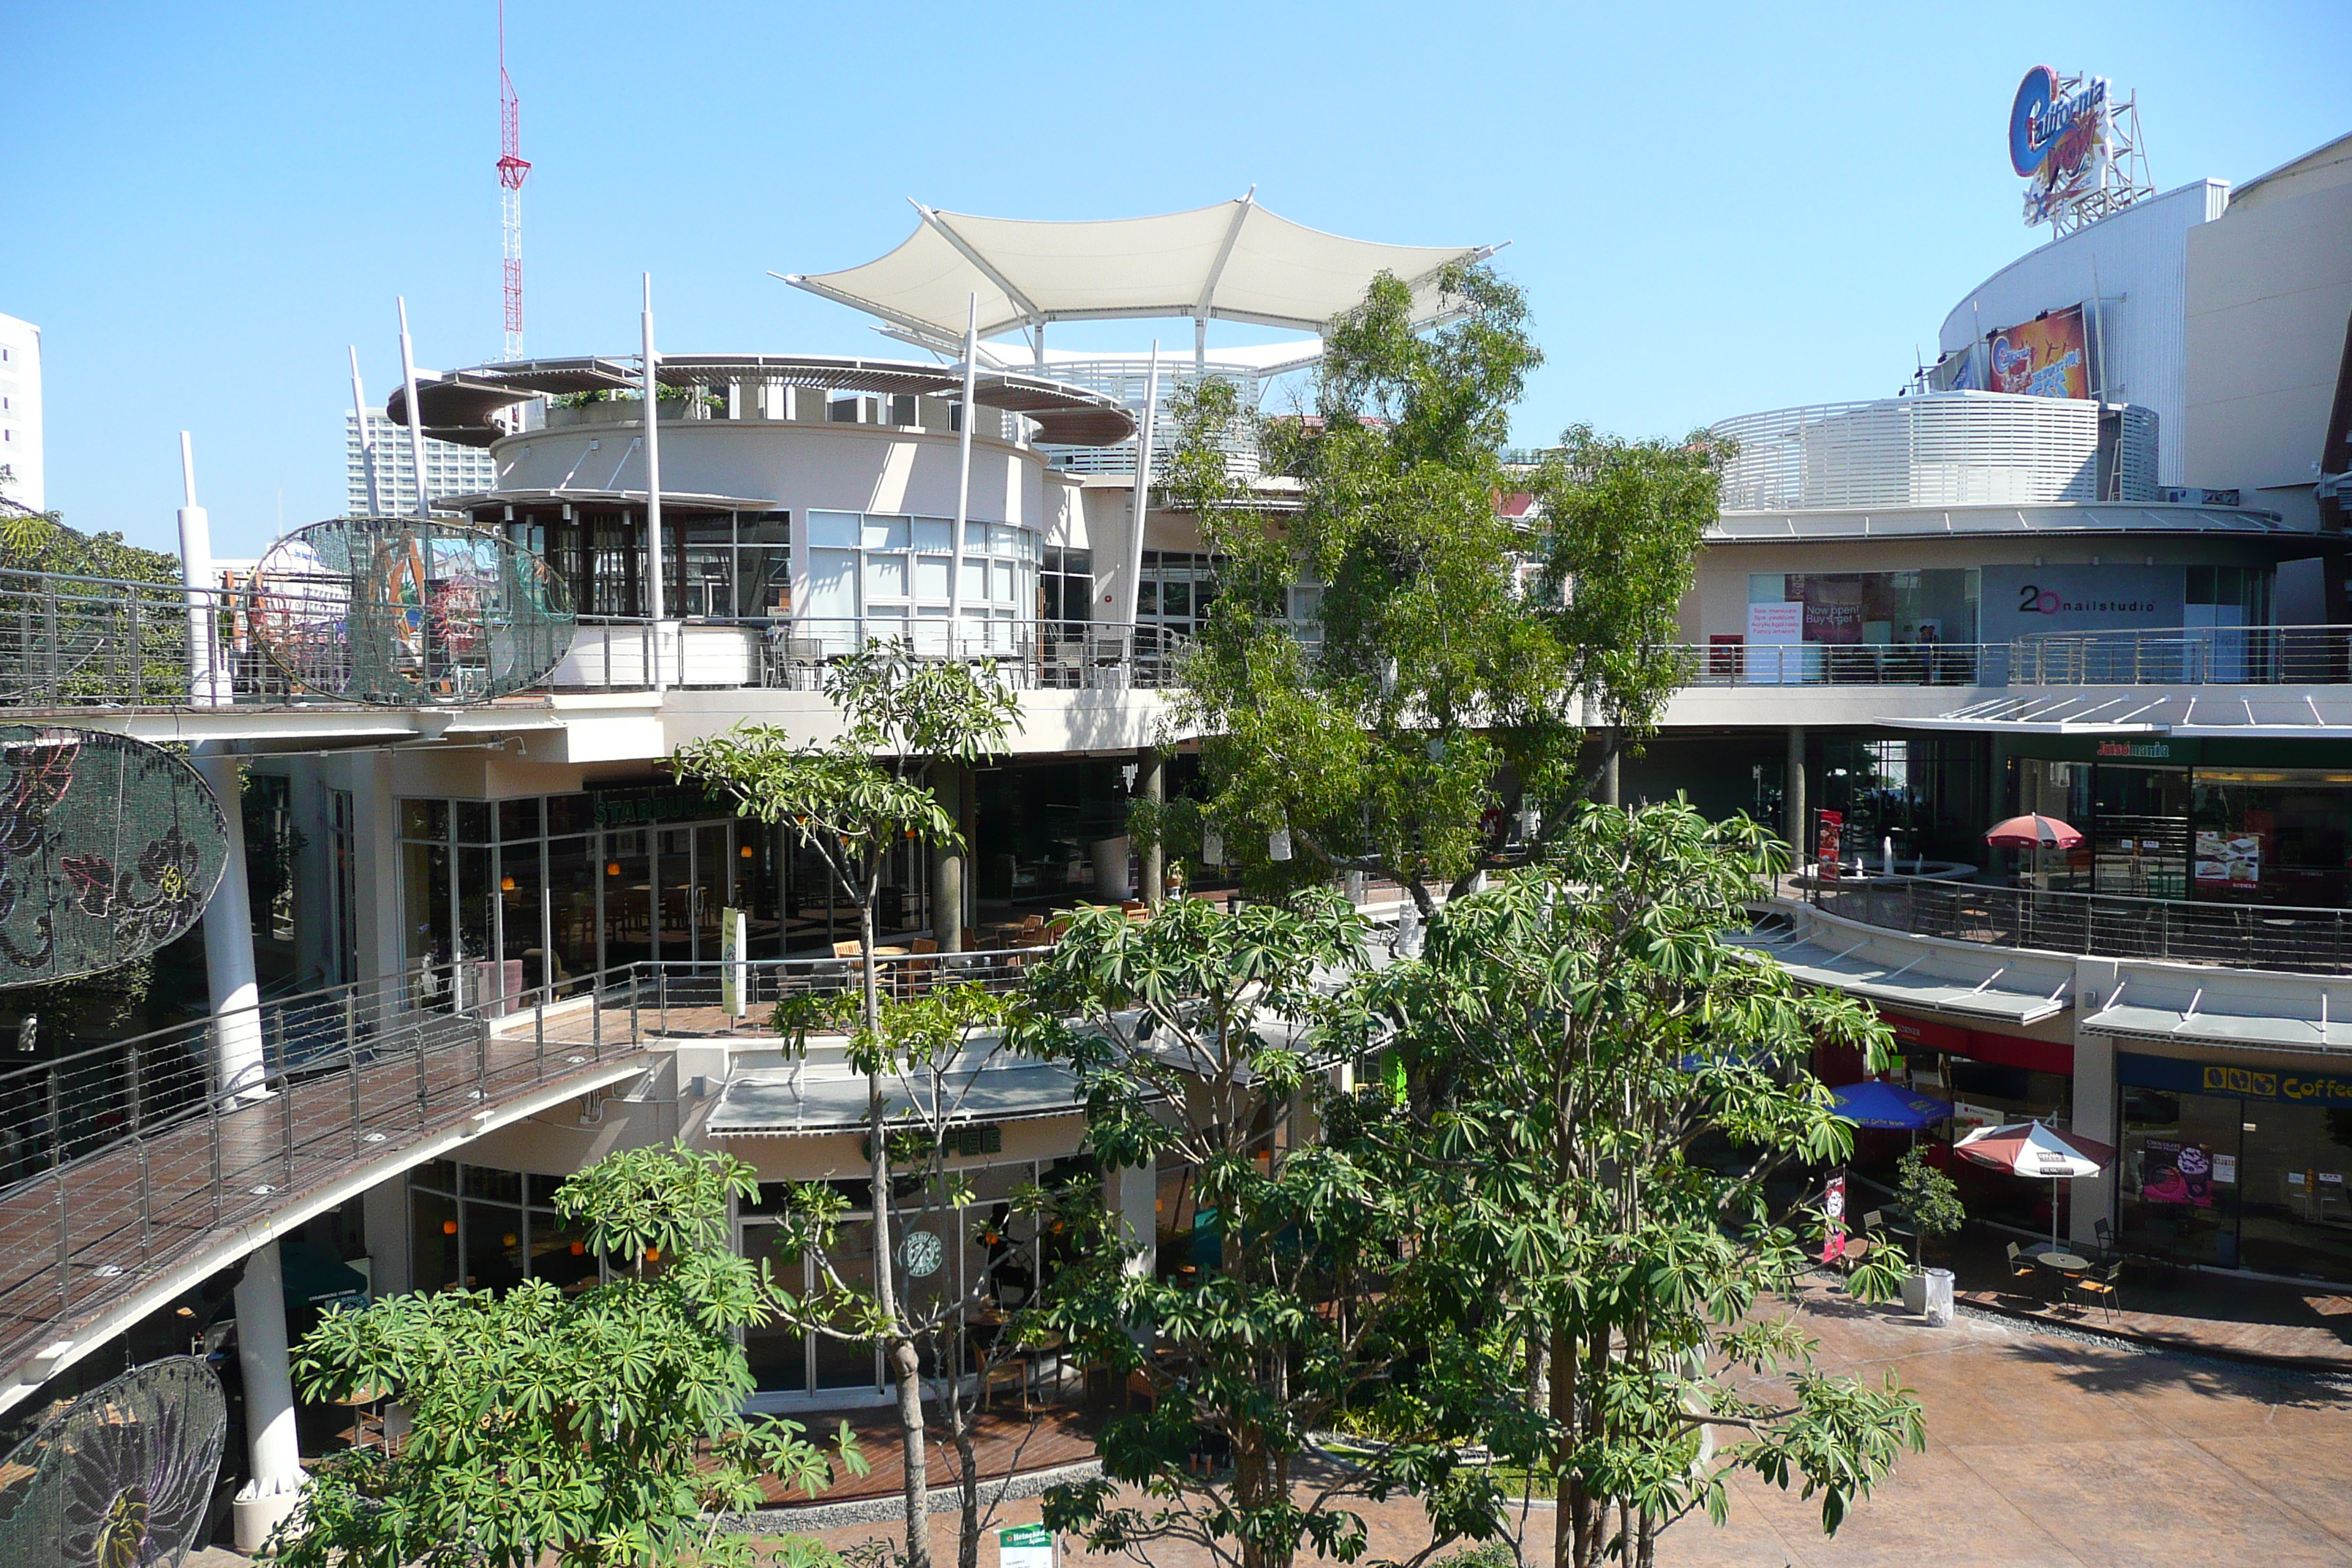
(1980, 566), (2183, 644)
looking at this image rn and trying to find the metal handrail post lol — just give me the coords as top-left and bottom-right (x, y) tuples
(132, 1047), (151, 1258)
(346, 994), (363, 1145)
(535, 980), (546, 1082)
(415, 1019), (430, 1126)
(280, 1063), (295, 1188)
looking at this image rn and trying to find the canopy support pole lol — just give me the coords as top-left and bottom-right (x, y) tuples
(641, 274), (666, 693)
(1118, 342), (1161, 629)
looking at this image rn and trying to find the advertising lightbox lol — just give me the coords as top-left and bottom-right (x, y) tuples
(1986, 306), (2090, 401)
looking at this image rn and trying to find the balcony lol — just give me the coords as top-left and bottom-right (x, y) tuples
(0, 568), (1189, 713)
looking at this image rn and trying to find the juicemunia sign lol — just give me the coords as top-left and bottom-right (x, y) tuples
(1979, 565), (2183, 645)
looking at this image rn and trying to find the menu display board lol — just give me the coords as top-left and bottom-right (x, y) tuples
(2194, 829), (2262, 889)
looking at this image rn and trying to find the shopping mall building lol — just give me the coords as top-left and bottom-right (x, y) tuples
(1636, 127), (2352, 1281)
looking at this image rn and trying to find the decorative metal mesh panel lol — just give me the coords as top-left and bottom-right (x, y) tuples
(0, 726), (229, 987)
(0, 1357), (228, 1568)
(251, 517), (575, 705)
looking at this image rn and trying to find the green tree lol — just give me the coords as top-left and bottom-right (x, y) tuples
(674, 644), (1017, 1568)
(1357, 804), (1923, 1567)
(1005, 894), (1484, 1568)
(761, 979), (1085, 1568)
(1150, 265), (1725, 916)
(1892, 1146), (1965, 1268)
(270, 1141), (861, 1568)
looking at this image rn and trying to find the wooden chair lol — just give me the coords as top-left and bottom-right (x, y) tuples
(831, 940), (862, 960)
(2069, 1262), (2124, 1323)
(974, 1341), (1026, 1411)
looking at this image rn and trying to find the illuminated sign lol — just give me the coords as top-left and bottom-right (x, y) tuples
(2008, 66), (2116, 228)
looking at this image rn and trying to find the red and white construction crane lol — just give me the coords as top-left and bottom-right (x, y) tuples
(497, 1), (532, 360)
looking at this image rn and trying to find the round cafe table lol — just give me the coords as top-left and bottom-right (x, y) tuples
(2035, 1251), (2090, 1272)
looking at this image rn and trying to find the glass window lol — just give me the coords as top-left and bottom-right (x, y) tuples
(809, 511), (862, 549)
(912, 517), (951, 551)
(810, 1221), (878, 1390)
(916, 556), (952, 600)
(456, 802), (492, 844)
(499, 798), (542, 843)
(464, 1201), (526, 1292)
(404, 840), (451, 970)
(402, 799), (448, 843)
(547, 837), (598, 990)
(864, 516), (911, 551)
(412, 1188), (459, 1292)
(547, 794), (595, 837)
(2120, 1088), (2244, 1269)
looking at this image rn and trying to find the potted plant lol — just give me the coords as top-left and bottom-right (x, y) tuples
(1893, 1146), (1965, 1324)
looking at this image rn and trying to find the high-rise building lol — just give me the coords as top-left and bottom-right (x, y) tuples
(345, 409), (498, 517)
(0, 313), (43, 513)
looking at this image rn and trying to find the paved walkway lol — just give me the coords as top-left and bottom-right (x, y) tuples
(781, 1282), (2352, 1568)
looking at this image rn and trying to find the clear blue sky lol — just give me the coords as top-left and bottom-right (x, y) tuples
(10, 1), (2348, 558)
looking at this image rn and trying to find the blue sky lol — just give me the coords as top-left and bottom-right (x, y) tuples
(10, 1), (2349, 557)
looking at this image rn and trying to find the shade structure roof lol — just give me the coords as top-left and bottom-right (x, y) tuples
(787, 198), (1494, 347)
(708, 1050), (1085, 1137)
(1730, 927), (2074, 1026)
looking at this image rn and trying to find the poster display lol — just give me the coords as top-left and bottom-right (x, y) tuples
(2140, 1139), (2216, 1207)
(1745, 601), (1803, 685)
(1821, 1172), (1849, 1263)
(2193, 829), (2263, 889)
(1814, 810), (1844, 880)
(1986, 305), (2091, 399)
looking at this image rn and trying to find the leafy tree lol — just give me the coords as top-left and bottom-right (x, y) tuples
(761, 979), (1087, 1568)
(1006, 893), (1488, 1568)
(1354, 803), (1923, 1568)
(674, 645), (1017, 1568)
(271, 1141), (862, 1568)
(1892, 1147), (1964, 1268)
(1150, 265), (1726, 916)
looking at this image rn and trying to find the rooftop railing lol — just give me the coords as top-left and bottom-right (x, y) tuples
(2009, 624), (2352, 686)
(0, 566), (1192, 710)
(1808, 875), (2352, 976)
(1667, 641), (2011, 688)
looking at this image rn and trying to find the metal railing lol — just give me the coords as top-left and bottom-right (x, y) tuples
(1669, 641), (2011, 688)
(546, 617), (1191, 695)
(1809, 875), (2352, 975)
(0, 568), (1194, 709)
(0, 960), (652, 1382)
(2010, 624), (2352, 686)
(0, 940), (1088, 1387)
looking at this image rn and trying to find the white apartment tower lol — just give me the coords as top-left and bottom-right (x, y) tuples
(0, 314), (43, 513)
(345, 410), (498, 517)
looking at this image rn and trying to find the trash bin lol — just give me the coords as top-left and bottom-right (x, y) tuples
(1901, 1267), (1956, 1325)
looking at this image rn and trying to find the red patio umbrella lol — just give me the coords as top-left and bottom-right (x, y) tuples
(1984, 813), (2084, 850)
(1956, 1121), (2116, 1251)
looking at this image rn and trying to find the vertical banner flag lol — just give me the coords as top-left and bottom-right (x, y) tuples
(1822, 1172), (1850, 1264)
(1814, 809), (1844, 880)
(720, 907), (748, 1017)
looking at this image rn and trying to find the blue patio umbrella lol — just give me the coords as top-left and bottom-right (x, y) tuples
(1828, 1081), (1953, 1130)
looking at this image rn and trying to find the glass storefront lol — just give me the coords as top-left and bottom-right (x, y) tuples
(802, 511), (1040, 646)
(2119, 1053), (2352, 1283)
(2011, 754), (2352, 911)
(1750, 570), (1979, 650)
(397, 788), (932, 977)
(1137, 551), (1223, 638)
(410, 1159), (599, 1295)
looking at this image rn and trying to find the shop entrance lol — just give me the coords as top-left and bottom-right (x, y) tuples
(600, 819), (753, 968)
(2091, 764), (2190, 899)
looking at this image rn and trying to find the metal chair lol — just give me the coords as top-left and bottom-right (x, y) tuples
(2068, 1262), (2125, 1323)
(2005, 1242), (2038, 1285)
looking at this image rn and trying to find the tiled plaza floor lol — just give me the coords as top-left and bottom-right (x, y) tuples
(780, 1280), (2352, 1568)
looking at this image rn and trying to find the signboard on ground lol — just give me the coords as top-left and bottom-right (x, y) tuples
(1000, 1523), (1055, 1568)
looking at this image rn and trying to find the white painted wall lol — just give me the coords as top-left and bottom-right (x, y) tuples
(0, 312), (42, 513)
(1937, 182), (2230, 487)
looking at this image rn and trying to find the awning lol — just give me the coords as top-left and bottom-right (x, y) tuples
(1735, 930), (2073, 1025)
(707, 1056), (1085, 1137)
(2082, 1000), (2352, 1054)
(787, 198), (1493, 347)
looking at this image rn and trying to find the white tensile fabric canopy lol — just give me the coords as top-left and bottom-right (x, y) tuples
(787, 197), (1493, 347)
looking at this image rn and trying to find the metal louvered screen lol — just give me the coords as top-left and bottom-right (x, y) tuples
(0, 726), (229, 987)
(1711, 393), (2158, 513)
(252, 517), (576, 705)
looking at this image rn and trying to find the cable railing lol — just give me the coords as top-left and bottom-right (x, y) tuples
(2010, 624), (2352, 686)
(0, 567), (1193, 709)
(1809, 875), (2352, 976)
(1667, 641), (2011, 688)
(546, 617), (1191, 694)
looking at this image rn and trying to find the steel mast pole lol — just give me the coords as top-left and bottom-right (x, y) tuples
(642, 274), (666, 693)
(949, 293), (977, 638)
(349, 347), (384, 516)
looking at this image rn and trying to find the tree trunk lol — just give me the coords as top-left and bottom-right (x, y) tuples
(861, 895), (932, 1568)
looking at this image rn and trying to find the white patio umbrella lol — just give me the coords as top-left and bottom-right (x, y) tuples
(1955, 1120), (2117, 1251)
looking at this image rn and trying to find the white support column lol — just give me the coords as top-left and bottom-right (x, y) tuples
(2070, 957), (2121, 1251)
(641, 275), (668, 693)
(1117, 343), (1162, 629)
(231, 1238), (307, 1551)
(178, 434), (265, 1100)
(949, 293), (977, 639)
(1117, 1162), (1157, 1282)
(350, 751), (403, 984)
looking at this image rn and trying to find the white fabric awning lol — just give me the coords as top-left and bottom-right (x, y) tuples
(709, 1055), (1085, 1138)
(1734, 930), (2073, 1025)
(2083, 1000), (2352, 1054)
(788, 198), (1492, 346)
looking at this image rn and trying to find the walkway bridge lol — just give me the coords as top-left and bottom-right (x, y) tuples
(0, 948), (1049, 1416)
